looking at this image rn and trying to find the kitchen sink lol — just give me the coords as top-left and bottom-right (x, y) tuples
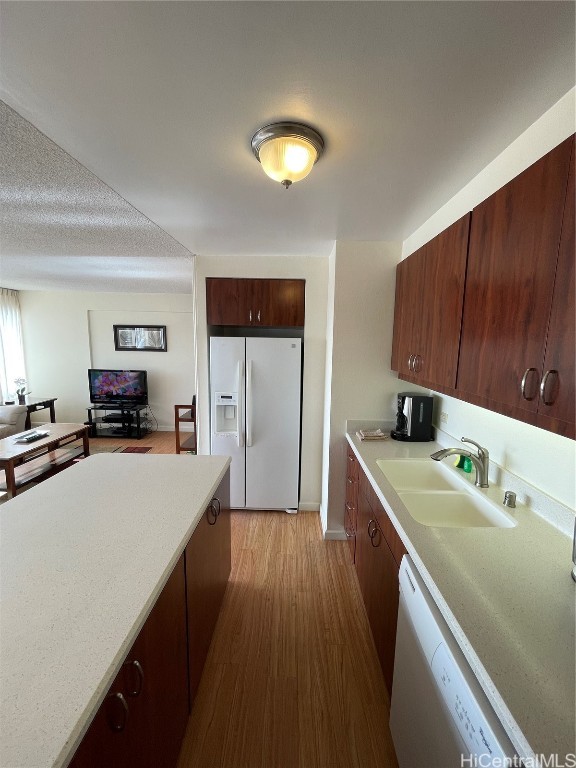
(397, 491), (517, 528)
(376, 458), (517, 528)
(376, 459), (465, 492)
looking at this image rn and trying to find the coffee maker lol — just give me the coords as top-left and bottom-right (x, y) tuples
(391, 392), (434, 441)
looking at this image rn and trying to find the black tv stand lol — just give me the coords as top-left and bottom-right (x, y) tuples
(86, 404), (148, 439)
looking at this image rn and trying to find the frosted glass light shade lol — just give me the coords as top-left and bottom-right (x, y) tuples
(251, 122), (324, 188)
(258, 136), (317, 185)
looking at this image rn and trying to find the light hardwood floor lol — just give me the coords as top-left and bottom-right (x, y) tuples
(178, 510), (399, 768)
(88, 427), (179, 454)
(93, 431), (399, 767)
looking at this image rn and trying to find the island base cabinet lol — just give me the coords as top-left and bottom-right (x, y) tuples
(69, 555), (189, 768)
(186, 472), (231, 706)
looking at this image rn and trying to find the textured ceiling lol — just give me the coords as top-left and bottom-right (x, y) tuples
(0, 102), (195, 293)
(0, 1), (574, 293)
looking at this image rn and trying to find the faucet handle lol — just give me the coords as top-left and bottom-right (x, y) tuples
(461, 437), (489, 459)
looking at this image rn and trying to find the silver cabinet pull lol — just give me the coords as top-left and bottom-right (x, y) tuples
(413, 354), (423, 373)
(540, 369), (559, 406)
(369, 520), (381, 548)
(345, 502), (354, 512)
(257, 309), (261, 322)
(123, 659), (144, 696)
(107, 692), (129, 732)
(367, 519), (377, 538)
(347, 476), (354, 486)
(520, 367), (539, 400)
(249, 309), (252, 323)
(408, 354), (415, 371)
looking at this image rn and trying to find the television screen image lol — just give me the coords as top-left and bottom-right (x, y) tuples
(88, 369), (148, 405)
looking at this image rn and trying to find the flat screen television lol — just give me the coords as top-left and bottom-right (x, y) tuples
(88, 369), (148, 406)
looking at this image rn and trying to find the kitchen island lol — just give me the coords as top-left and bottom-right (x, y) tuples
(0, 452), (230, 768)
(347, 428), (575, 763)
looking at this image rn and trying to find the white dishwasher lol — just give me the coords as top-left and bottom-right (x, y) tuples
(390, 555), (517, 768)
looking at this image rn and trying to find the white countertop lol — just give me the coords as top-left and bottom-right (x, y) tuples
(0, 453), (230, 768)
(347, 432), (575, 761)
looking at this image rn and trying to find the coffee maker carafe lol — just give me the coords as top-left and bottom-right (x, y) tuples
(391, 392), (433, 441)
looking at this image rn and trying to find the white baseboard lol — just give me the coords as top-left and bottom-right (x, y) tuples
(298, 502), (320, 512)
(324, 527), (347, 541)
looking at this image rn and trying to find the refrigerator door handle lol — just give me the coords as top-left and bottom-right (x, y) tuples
(237, 359), (244, 448)
(246, 359), (253, 447)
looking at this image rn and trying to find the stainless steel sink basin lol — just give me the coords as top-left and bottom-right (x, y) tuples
(376, 458), (517, 528)
(397, 491), (517, 528)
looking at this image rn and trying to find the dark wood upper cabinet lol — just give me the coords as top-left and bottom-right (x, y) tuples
(457, 137), (573, 423)
(206, 278), (253, 326)
(537, 139), (575, 438)
(390, 213), (470, 390)
(206, 278), (305, 327)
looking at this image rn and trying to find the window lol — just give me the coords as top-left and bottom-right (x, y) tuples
(0, 288), (27, 402)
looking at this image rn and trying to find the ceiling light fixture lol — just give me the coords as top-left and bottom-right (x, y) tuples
(251, 122), (325, 189)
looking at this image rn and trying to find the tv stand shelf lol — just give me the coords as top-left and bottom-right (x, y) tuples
(86, 404), (148, 440)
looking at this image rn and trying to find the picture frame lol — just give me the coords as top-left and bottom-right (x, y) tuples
(113, 325), (167, 352)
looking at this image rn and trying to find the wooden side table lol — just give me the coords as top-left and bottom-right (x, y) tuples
(23, 397), (58, 430)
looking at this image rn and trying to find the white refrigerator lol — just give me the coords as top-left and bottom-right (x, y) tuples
(209, 336), (302, 510)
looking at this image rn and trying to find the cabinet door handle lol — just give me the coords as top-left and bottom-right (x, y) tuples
(106, 692), (129, 732)
(123, 659), (144, 696)
(368, 520), (381, 547)
(347, 476), (355, 486)
(257, 310), (261, 323)
(345, 502), (354, 512)
(540, 369), (559, 406)
(249, 309), (252, 323)
(207, 498), (220, 525)
(413, 354), (423, 374)
(407, 354), (415, 371)
(520, 368), (539, 401)
(347, 454), (355, 463)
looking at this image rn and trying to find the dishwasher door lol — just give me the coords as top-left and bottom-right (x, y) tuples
(389, 556), (517, 768)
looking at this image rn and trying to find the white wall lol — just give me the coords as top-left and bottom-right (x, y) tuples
(19, 291), (195, 430)
(194, 255), (329, 511)
(402, 88), (576, 510)
(322, 241), (402, 537)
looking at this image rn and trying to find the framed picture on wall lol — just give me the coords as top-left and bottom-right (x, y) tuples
(113, 325), (167, 352)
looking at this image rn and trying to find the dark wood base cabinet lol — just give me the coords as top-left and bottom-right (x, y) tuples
(352, 456), (406, 696)
(344, 446), (359, 563)
(186, 474), (231, 705)
(70, 471), (231, 768)
(69, 556), (189, 768)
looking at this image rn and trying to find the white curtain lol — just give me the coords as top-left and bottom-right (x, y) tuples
(0, 288), (27, 403)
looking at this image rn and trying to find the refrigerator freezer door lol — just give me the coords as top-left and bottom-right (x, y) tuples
(245, 337), (301, 509)
(209, 337), (246, 507)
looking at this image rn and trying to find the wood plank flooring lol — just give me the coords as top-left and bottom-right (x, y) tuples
(88, 428), (177, 454)
(177, 510), (399, 768)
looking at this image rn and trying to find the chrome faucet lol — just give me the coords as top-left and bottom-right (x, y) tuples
(430, 437), (490, 488)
